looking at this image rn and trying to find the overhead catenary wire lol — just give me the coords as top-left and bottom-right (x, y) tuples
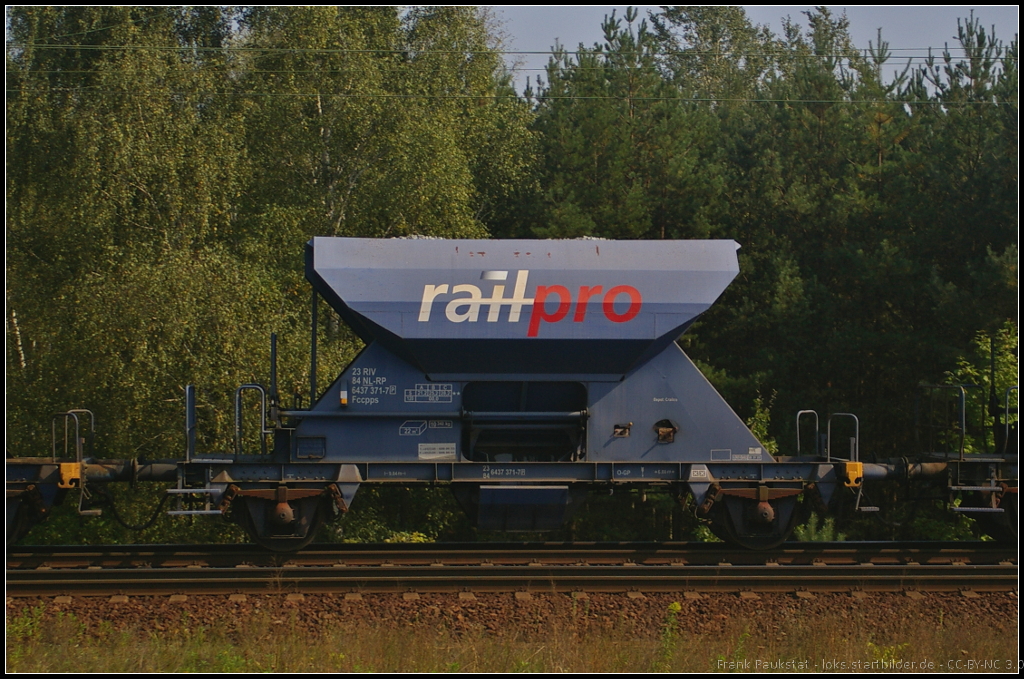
(7, 38), (1014, 108)
(5, 87), (1013, 106)
(40, 8), (177, 42)
(13, 58), (1019, 75)
(7, 42), (1018, 60)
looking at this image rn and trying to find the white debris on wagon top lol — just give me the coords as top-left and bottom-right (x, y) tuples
(391, 235), (610, 241)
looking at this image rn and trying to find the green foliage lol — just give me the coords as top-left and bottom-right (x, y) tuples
(713, 630), (751, 671)
(655, 601), (683, 671)
(906, 500), (979, 541)
(329, 486), (473, 543)
(829, 480), (981, 543)
(23, 483), (249, 546)
(651, 6), (775, 102)
(235, 7), (534, 256)
(941, 321), (1019, 455)
(562, 489), (692, 542)
(792, 512), (846, 542)
(6, 605), (45, 641)
(5, 602), (1017, 673)
(690, 522), (724, 543)
(744, 392), (779, 456)
(867, 641), (909, 664)
(529, 8), (725, 241)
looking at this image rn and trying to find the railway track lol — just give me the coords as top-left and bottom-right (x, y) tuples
(7, 541), (1017, 597)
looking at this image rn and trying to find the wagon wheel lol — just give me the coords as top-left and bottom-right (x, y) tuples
(235, 494), (325, 552)
(708, 494), (807, 550)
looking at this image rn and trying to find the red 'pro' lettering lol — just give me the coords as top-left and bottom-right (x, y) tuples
(602, 285), (642, 323)
(528, 285), (572, 337)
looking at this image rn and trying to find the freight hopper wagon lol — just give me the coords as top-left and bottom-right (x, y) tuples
(11, 238), (1010, 550)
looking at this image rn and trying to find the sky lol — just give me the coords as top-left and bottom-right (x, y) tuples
(494, 6), (1020, 93)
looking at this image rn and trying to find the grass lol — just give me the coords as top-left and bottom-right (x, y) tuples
(6, 597), (1018, 673)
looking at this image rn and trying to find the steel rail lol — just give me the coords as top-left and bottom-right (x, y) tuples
(7, 541), (1016, 570)
(7, 541), (1017, 597)
(6, 563), (1017, 597)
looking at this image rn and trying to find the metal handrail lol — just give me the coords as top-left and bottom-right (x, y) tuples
(51, 412), (78, 463)
(1003, 386), (1018, 456)
(796, 410), (818, 455)
(185, 385), (197, 462)
(235, 384), (272, 456)
(51, 409), (94, 462)
(918, 384), (968, 461)
(827, 413), (859, 463)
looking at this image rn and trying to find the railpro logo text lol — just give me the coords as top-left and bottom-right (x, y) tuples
(418, 270), (642, 337)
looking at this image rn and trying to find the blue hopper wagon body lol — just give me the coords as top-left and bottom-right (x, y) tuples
(6, 238), (1017, 550)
